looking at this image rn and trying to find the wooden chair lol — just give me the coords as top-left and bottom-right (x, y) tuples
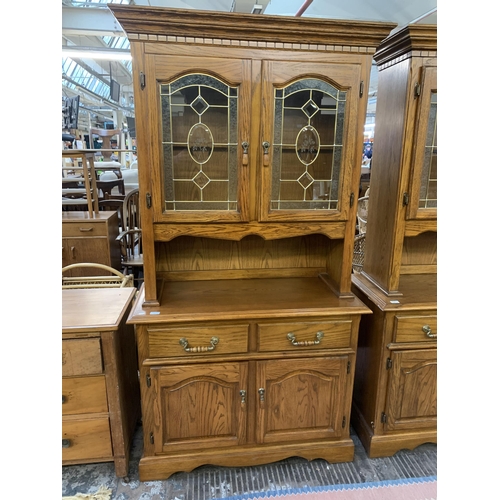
(96, 174), (125, 197)
(99, 197), (125, 232)
(116, 189), (143, 286)
(62, 263), (134, 289)
(90, 127), (120, 161)
(123, 188), (140, 231)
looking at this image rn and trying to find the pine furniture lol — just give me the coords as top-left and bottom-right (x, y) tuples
(350, 24), (437, 457)
(110, 4), (395, 480)
(62, 287), (140, 478)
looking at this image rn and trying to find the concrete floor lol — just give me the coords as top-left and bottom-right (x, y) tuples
(62, 425), (437, 499)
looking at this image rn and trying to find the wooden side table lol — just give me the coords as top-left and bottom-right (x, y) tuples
(62, 287), (140, 478)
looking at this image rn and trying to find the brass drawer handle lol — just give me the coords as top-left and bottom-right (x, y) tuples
(179, 336), (219, 353)
(287, 331), (324, 346)
(78, 227), (94, 232)
(62, 439), (72, 448)
(422, 325), (436, 339)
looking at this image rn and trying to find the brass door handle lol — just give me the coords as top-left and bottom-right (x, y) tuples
(287, 331), (324, 346)
(262, 141), (270, 166)
(179, 336), (219, 352)
(258, 388), (265, 402)
(422, 325), (436, 339)
(242, 141), (249, 166)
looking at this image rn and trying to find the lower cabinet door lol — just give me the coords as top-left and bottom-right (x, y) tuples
(151, 362), (248, 453)
(385, 348), (437, 431)
(62, 237), (111, 275)
(256, 356), (349, 444)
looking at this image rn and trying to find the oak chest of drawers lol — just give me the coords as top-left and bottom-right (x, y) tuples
(62, 287), (141, 478)
(62, 211), (121, 276)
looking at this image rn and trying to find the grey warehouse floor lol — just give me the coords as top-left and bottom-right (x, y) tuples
(62, 423), (437, 499)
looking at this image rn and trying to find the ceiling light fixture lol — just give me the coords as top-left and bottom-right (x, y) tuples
(62, 48), (132, 61)
(251, 4), (263, 14)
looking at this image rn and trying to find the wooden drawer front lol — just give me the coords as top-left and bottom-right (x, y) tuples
(63, 221), (107, 237)
(62, 376), (108, 416)
(62, 338), (103, 376)
(148, 324), (249, 358)
(258, 321), (352, 352)
(394, 314), (437, 343)
(62, 416), (112, 462)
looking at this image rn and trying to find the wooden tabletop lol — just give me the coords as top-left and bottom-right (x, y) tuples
(62, 287), (136, 333)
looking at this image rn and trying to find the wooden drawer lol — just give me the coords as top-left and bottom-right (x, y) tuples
(148, 324), (249, 358)
(257, 320), (352, 352)
(393, 314), (437, 343)
(63, 221), (108, 237)
(62, 338), (103, 376)
(62, 376), (108, 416)
(62, 416), (112, 462)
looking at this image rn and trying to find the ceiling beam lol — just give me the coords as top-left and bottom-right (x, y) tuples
(62, 6), (125, 37)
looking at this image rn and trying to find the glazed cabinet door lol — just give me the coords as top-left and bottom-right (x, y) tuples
(407, 65), (437, 220)
(384, 348), (437, 431)
(147, 54), (252, 223)
(256, 356), (350, 444)
(150, 362), (248, 453)
(259, 60), (362, 222)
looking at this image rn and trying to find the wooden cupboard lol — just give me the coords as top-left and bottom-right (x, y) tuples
(351, 25), (437, 457)
(109, 4), (395, 480)
(129, 277), (369, 480)
(62, 287), (141, 478)
(62, 211), (121, 276)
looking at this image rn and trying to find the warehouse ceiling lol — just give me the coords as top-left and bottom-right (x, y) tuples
(61, 0), (437, 133)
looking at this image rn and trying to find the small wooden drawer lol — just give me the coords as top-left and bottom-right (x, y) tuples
(62, 338), (103, 376)
(63, 221), (108, 237)
(148, 324), (249, 358)
(393, 314), (437, 343)
(257, 320), (352, 352)
(62, 376), (108, 416)
(62, 416), (112, 462)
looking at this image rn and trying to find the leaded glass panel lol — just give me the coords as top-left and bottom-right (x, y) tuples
(271, 78), (346, 211)
(418, 91), (437, 209)
(160, 74), (239, 211)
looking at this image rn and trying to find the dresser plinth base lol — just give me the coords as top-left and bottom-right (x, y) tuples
(138, 438), (355, 481)
(351, 403), (436, 459)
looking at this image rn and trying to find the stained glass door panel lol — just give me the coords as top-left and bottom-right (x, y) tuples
(260, 61), (361, 222)
(408, 66), (437, 219)
(152, 56), (251, 222)
(161, 75), (238, 211)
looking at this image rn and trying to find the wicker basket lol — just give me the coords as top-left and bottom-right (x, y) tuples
(62, 263), (134, 289)
(353, 233), (365, 273)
